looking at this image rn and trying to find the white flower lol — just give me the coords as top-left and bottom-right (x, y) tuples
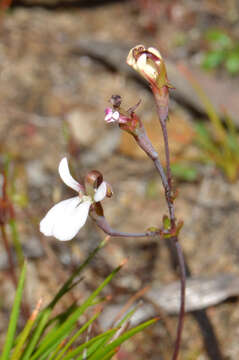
(40, 157), (107, 241)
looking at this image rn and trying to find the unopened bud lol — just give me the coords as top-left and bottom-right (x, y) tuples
(110, 95), (122, 108)
(127, 45), (170, 90)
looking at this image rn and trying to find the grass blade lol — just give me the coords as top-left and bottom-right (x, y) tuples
(21, 238), (108, 360)
(54, 311), (101, 360)
(63, 329), (117, 360)
(178, 64), (226, 142)
(10, 299), (42, 360)
(48, 237), (109, 309)
(0, 262), (27, 360)
(30, 263), (122, 360)
(88, 318), (158, 360)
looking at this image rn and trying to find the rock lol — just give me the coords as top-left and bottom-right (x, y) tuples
(99, 273), (239, 330)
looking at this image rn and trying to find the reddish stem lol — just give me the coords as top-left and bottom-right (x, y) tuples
(0, 224), (17, 287)
(171, 240), (186, 360)
(92, 215), (160, 238)
(153, 92), (185, 360)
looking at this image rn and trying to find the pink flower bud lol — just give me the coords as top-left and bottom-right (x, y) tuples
(104, 108), (120, 123)
(104, 107), (128, 125)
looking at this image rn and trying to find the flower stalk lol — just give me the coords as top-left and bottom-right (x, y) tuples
(116, 45), (186, 360)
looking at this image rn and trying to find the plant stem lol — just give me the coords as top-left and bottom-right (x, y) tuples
(160, 119), (173, 189)
(134, 90), (186, 360)
(154, 158), (175, 222)
(154, 93), (186, 360)
(136, 125), (223, 358)
(93, 215), (160, 238)
(135, 129), (175, 224)
(0, 223), (18, 287)
(171, 239), (186, 360)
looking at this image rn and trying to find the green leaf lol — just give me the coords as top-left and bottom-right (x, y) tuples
(163, 215), (171, 230)
(225, 52), (239, 74)
(171, 163), (198, 182)
(205, 29), (232, 48)
(0, 262), (27, 360)
(202, 50), (225, 70)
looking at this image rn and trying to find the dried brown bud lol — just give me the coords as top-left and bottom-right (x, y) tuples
(110, 95), (122, 108)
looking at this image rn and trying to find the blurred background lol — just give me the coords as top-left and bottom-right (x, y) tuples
(1, 0), (239, 358)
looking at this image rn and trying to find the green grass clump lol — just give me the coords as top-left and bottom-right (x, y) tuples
(0, 240), (157, 360)
(202, 29), (239, 75)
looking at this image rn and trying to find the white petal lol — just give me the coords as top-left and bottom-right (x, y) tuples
(137, 53), (147, 72)
(138, 54), (157, 80)
(53, 200), (91, 241)
(105, 112), (113, 122)
(148, 47), (162, 59)
(126, 47), (136, 67)
(112, 111), (120, 121)
(40, 197), (80, 237)
(58, 157), (81, 192)
(40, 196), (91, 241)
(126, 45), (145, 68)
(94, 181), (107, 202)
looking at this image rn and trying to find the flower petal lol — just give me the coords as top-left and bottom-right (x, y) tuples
(112, 111), (119, 121)
(137, 53), (147, 71)
(40, 197), (80, 237)
(126, 45), (145, 68)
(148, 47), (162, 59)
(94, 181), (107, 202)
(58, 157), (81, 192)
(53, 200), (91, 241)
(40, 196), (91, 241)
